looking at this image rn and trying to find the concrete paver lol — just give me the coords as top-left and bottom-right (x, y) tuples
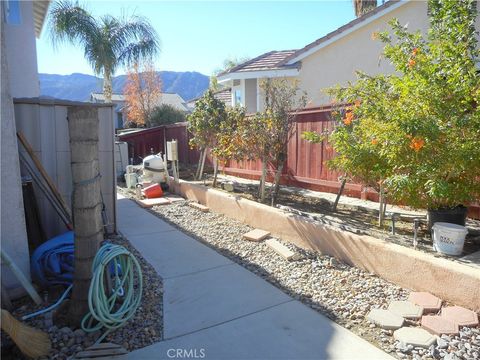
(441, 306), (479, 327)
(243, 229), (270, 242)
(408, 292), (442, 313)
(136, 197), (171, 208)
(117, 194), (393, 359)
(421, 315), (459, 336)
(188, 202), (209, 212)
(265, 238), (300, 261)
(388, 301), (424, 319)
(393, 327), (437, 348)
(367, 309), (404, 330)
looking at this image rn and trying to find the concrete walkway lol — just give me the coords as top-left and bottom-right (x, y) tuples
(117, 194), (393, 360)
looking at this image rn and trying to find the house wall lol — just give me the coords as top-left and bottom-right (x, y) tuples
(298, 1), (430, 106)
(3, 1), (40, 98)
(244, 78), (257, 113)
(1, 9), (31, 296)
(14, 100), (117, 239)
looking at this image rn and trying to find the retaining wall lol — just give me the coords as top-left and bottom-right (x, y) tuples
(171, 180), (480, 311)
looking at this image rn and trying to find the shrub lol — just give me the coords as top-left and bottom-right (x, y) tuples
(149, 104), (186, 127)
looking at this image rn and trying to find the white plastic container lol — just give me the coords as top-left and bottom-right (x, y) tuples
(125, 173), (138, 189)
(432, 222), (468, 256)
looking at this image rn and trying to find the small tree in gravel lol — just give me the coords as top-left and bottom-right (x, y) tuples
(187, 89), (227, 181)
(211, 106), (246, 187)
(242, 79), (306, 203)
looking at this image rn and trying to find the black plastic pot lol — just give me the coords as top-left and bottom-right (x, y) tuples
(427, 205), (468, 229)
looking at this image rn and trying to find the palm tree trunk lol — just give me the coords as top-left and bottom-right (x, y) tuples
(68, 106), (103, 326)
(103, 69), (113, 103)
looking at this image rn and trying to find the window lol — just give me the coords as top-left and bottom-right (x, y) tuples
(3, 1), (21, 25)
(234, 90), (242, 106)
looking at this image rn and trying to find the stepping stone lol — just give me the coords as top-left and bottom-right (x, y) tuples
(421, 315), (459, 336)
(165, 195), (185, 203)
(73, 342), (128, 358)
(265, 239), (300, 261)
(408, 292), (442, 313)
(393, 327), (436, 348)
(188, 202), (209, 212)
(136, 197), (171, 208)
(441, 306), (479, 327)
(388, 301), (423, 319)
(366, 309), (404, 330)
(243, 229), (270, 242)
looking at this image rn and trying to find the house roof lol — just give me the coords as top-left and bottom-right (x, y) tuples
(280, 0), (406, 65)
(213, 87), (231, 105)
(33, 1), (50, 38)
(219, 50), (299, 76)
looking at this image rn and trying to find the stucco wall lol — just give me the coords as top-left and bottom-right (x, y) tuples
(298, 1), (429, 106)
(1, 10), (31, 296)
(3, 1), (40, 98)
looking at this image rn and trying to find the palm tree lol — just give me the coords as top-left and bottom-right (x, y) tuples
(353, 0), (378, 17)
(48, 1), (160, 102)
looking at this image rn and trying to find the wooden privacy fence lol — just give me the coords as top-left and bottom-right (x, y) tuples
(116, 108), (480, 219)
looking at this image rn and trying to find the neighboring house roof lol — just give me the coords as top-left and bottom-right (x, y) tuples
(219, 50), (298, 76)
(281, 0), (406, 65)
(213, 88), (231, 106)
(217, 51), (301, 81)
(91, 92), (189, 112)
(33, 1), (50, 38)
(187, 88), (232, 109)
(91, 93), (127, 102)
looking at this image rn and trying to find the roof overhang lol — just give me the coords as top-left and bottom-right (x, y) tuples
(33, 1), (50, 38)
(285, 0), (408, 65)
(217, 68), (300, 84)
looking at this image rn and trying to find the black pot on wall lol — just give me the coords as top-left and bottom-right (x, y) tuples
(427, 205), (468, 229)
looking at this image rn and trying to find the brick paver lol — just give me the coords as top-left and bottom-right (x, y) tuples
(441, 306), (479, 327)
(408, 292), (442, 313)
(421, 315), (459, 336)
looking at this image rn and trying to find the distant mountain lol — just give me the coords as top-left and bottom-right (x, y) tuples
(39, 71), (210, 102)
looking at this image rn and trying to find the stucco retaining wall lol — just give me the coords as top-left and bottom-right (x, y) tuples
(171, 180), (480, 311)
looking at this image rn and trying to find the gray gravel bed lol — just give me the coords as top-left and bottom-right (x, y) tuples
(146, 198), (479, 360)
(1, 233), (163, 360)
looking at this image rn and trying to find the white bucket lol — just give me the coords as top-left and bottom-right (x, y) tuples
(432, 222), (468, 256)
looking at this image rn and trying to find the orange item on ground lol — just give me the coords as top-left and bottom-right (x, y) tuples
(143, 183), (163, 199)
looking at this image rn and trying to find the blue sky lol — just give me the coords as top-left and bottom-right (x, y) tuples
(36, 1), (356, 76)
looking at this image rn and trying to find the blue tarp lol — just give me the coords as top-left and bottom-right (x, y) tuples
(31, 231), (74, 287)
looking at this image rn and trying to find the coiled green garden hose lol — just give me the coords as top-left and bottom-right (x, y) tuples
(81, 243), (143, 343)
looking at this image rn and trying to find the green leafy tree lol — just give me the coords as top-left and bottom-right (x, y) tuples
(48, 0), (160, 102)
(188, 89), (227, 180)
(306, 0), (480, 211)
(239, 79), (307, 203)
(149, 104), (186, 127)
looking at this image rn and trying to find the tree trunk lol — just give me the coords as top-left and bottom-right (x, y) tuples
(195, 148), (204, 180)
(67, 106), (103, 326)
(259, 156), (267, 203)
(103, 70), (113, 103)
(198, 148), (207, 181)
(271, 153), (286, 206)
(212, 157), (219, 188)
